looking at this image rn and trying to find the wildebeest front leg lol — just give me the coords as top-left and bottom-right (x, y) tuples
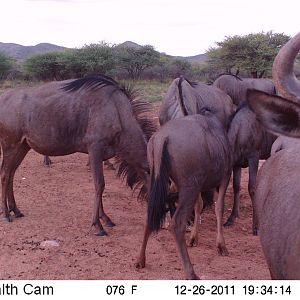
(224, 166), (241, 227)
(43, 155), (52, 167)
(248, 157), (259, 235)
(1, 142), (30, 221)
(89, 148), (114, 236)
(7, 179), (24, 218)
(215, 177), (230, 256)
(187, 195), (203, 247)
(170, 188), (199, 280)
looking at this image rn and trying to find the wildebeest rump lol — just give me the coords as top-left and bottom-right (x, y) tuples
(213, 74), (276, 106)
(159, 76), (234, 128)
(0, 75), (155, 236)
(248, 32), (300, 279)
(135, 112), (232, 279)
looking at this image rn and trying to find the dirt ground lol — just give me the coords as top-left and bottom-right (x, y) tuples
(0, 103), (270, 280)
(0, 151), (270, 280)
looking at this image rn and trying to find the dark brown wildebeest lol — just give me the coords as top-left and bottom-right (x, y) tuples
(213, 74), (276, 106)
(158, 76), (234, 245)
(223, 102), (276, 232)
(0, 74), (155, 236)
(213, 74), (277, 231)
(135, 110), (232, 279)
(248, 32), (300, 279)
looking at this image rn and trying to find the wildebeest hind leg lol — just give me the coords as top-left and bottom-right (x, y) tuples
(170, 188), (199, 280)
(248, 157), (259, 235)
(224, 166), (241, 227)
(215, 177), (230, 256)
(188, 194), (203, 247)
(135, 223), (151, 269)
(1, 142), (30, 221)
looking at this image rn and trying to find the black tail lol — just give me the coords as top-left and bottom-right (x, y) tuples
(147, 140), (170, 232)
(177, 76), (189, 116)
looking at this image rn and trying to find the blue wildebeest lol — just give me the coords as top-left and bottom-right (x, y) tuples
(248, 32), (300, 279)
(158, 76), (234, 245)
(224, 102), (276, 232)
(213, 74), (276, 106)
(135, 79), (233, 280)
(0, 75), (155, 236)
(213, 74), (277, 231)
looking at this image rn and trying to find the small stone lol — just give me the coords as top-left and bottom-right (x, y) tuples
(40, 240), (60, 248)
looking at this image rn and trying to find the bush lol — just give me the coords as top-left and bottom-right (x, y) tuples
(0, 52), (14, 80)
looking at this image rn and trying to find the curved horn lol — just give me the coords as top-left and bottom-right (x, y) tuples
(272, 32), (300, 102)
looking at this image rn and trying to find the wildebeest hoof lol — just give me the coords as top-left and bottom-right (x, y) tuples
(43, 156), (53, 167)
(15, 212), (24, 218)
(217, 245), (229, 256)
(95, 230), (108, 237)
(4, 215), (13, 222)
(187, 238), (198, 247)
(105, 220), (116, 227)
(134, 260), (145, 269)
(186, 273), (200, 280)
(223, 219), (234, 227)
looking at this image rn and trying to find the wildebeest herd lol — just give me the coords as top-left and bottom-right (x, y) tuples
(0, 33), (300, 280)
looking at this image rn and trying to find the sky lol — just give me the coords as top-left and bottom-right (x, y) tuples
(1, 0), (299, 56)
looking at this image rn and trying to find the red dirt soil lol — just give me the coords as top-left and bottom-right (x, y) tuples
(0, 104), (270, 280)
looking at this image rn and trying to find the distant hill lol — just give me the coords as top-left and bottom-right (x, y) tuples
(0, 42), (67, 60)
(0, 40), (207, 63)
(117, 41), (207, 63)
(117, 41), (142, 49)
(175, 53), (208, 63)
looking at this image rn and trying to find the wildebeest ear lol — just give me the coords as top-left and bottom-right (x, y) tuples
(247, 89), (300, 138)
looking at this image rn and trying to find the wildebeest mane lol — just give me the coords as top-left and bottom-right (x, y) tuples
(62, 74), (121, 92)
(63, 75), (156, 138)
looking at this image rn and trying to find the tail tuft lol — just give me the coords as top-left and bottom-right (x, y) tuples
(147, 140), (170, 232)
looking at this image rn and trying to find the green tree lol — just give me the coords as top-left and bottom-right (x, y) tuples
(116, 45), (160, 79)
(0, 52), (14, 80)
(207, 31), (290, 78)
(76, 42), (116, 75)
(24, 42), (117, 80)
(24, 52), (63, 80)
